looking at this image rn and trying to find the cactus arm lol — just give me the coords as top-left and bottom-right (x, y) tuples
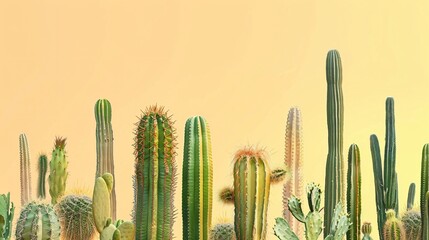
(273, 217), (299, 240)
(347, 144), (361, 240)
(383, 97), (397, 212)
(407, 183), (416, 211)
(421, 144), (429, 240)
(370, 134), (385, 240)
(19, 134), (32, 206)
(37, 154), (48, 199)
(93, 174), (112, 233)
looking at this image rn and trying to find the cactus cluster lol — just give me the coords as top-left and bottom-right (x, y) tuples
(48, 137), (68, 205)
(0, 193), (14, 240)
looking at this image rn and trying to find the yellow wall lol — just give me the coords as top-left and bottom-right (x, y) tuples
(1, 1), (429, 239)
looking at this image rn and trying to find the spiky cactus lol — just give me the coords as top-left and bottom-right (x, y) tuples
(370, 97), (399, 240)
(48, 137), (68, 204)
(56, 194), (95, 240)
(400, 183), (421, 239)
(37, 154), (48, 199)
(182, 116), (213, 240)
(233, 147), (270, 240)
(211, 223), (235, 240)
(19, 133), (32, 205)
(95, 99), (117, 220)
(283, 107), (304, 238)
(324, 49), (345, 237)
(0, 193), (15, 240)
(383, 210), (405, 240)
(361, 222), (373, 240)
(15, 202), (61, 240)
(347, 144), (361, 240)
(133, 106), (177, 240)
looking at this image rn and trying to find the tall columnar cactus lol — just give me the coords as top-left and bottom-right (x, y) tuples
(95, 99), (117, 220)
(347, 144), (361, 240)
(133, 105), (177, 240)
(282, 107), (304, 238)
(421, 144), (429, 239)
(362, 222), (373, 240)
(383, 210), (405, 240)
(370, 97), (398, 240)
(324, 49), (345, 237)
(15, 202), (61, 240)
(48, 137), (68, 205)
(233, 147), (270, 240)
(19, 133), (32, 206)
(423, 191), (429, 239)
(182, 116), (213, 240)
(37, 154), (48, 199)
(0, 193), (15, 240)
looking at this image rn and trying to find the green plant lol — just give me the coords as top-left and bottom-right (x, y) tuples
(407, 183), (416, 211)
(233, 147), (270, 240)
(93, 173), (113, 234)
(383, 210), (405, 240)
(423, 191), (429, 239)
(210, 223), (235, 240)
(48, 137), (68, 204)
(95, 99), (117, 220)
(421, 144), (429, 239)
(324, 49), (345, 237)
(19, 133), (32, 205)
(0, 193), (15, 240)
(347, 144), (361, 240)
(370, 97), (399, 240)
(401, 183), (421, 240)
(37, 154), (48, 199)
(283, 107), (304, 238)
(15, 202), (61, 240)
(361, 222), (373, 240)
(133, 105), (177, 240)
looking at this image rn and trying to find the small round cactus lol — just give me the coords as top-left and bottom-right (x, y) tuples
(362, 222), (373, 240)
(401, 209), (421, 240)
(211, 223), (236, 240)
(383, 209), (406, 240)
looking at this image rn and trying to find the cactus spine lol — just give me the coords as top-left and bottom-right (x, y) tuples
(0, 193), (15, 240)
(37, 154), (48, 199)
(182, 116), (213, 240)
(19, 133), (32, 205)
(370, 97), (398, 240)
(421, 144), (429, 239)
(324, 49), (345, 237)
(211, 223), (236, 240)
(362, 222), (373, 240)
(282, 107), (304, 238)
(233, 147), (270, 240)
(383, 210), (405, 240)
(133, 106), (177, 240)
(95, 99), (117, 220)
(48, 137), (68, 205)
(347, 144), (361, 240)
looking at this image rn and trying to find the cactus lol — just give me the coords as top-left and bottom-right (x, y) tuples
(383, 210), (405, 240)
(421, 144), (429, 240)
(48, 137), (68, 204)
(219, 187), (234, 204)
(347, 144), (361, 240)
(93, 173), (113, 234)
(399, 182), (421, 239)
(211, 223), (236, 240)
(233, 147), (270, 240)
(0, 193), (14, 240)
(324, 49), (345, 237)
(370, 97), (399, 240)
(282, 107), (304, 238)
(361, 222), (373, 240)
(37, 154), (48, 199)
(95, 99), (117, 220)
(19, 133), (32, 206)
(182, 116), (213, 240)
(133, 105), (177, 240)
(406, 183), (416, 211)
(15, 202), (61, 240)
(423, 191), (429, 240)
(270, 168), (287, 184)
(56, 194), (96, 240)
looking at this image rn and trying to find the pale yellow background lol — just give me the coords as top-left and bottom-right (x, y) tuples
(1, 1), (429, 239)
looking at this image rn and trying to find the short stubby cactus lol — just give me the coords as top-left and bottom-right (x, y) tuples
(211, 223), (236, 240)
(48, 137), (68, 204)
(93, 173), (113, 233)
(0, 192), (15, 240)
(361, 222), (373, 240)
(37, 154), (48, 199)
(383, 210), (405, 240)
(15, 202), (61, 240)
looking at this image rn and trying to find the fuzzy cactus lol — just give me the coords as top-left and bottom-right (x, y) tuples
(324, 50), (345, 237)
(347, 144), (361, 240)
(95, 99), (117, 221)
(361, 222), (373, 240)
(48, 137), (68, 204)
(56, 194), (96, 240)
(19, 133), (32, 206)
(383, 210), (405, 240)
(233, 147), (270, 240)
(15, 202), (61, 240)
(133, 105), (177, 240)
(211, 223), (235, 240)
(0, 193), (15, 240)
(37, 154), (48, 199)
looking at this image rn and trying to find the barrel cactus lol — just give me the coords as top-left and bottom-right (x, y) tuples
(48, 137), (68, 204)
(211, 223), (235, 240)
(0, 192), (15, 240)
(361, 222), (373, 240)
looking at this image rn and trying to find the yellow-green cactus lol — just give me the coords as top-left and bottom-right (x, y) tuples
(48, 137), (68, 204)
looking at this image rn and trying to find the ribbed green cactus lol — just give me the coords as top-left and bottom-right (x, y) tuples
(93, 173), (113, 234)
(283, 107), (304, 238)
(0, 193), (14, 240)
(15, 202), (61, 240)
(37, 154), (48, 199)
(56, 194), (95, 240)
(211, 223), (236, 240)
(383, 210), (405, 240)
(182, 116), (213, 240)
(423, 191), (429, 239)
(421, 144), (429, 239)
(347, 144), (361, 240)
(95, 99), (117, 221)
(370, 97), (399, 240)
(48, 137), (68, 204)
(19, 133), (32, 206)
(133, 106), (177, 240)
(233, 147), (270, 240)
(361, 222), (373, 240)
(324, 49), (345, 237)
(407, 183), (416, 211)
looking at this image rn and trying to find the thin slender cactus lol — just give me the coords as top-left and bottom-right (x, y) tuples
(421, 144), (429, 239)
(407, 183), (416, 211)
(347, 144), (361, 240)
(19, 133), (32, 206)
(424, 191), (429, 239)
(37, 154), (48, 199)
